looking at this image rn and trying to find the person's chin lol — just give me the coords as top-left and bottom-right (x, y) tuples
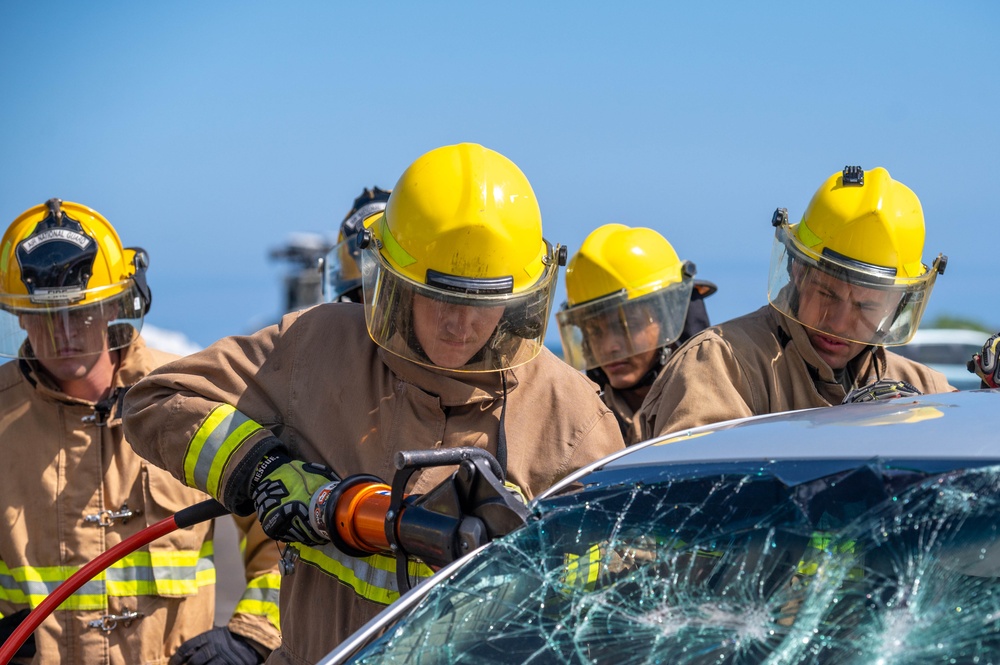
(604, 362), (639, 388)
(428, 344), (474, 369)
(45, 359), (90, 380)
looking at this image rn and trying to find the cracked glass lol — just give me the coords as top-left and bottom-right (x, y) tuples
(349, 459), (1000, 664)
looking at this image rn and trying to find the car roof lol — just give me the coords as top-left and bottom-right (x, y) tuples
(541, 389), (1000, 499)
(903, 328), (991, 346)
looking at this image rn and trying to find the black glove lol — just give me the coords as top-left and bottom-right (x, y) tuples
(0, 609), (36, 659)
(967, 332), (1000, 389)
(250, 452), (339, 546)
(169, 626), (264, 665)
(842, 379), (922, 404)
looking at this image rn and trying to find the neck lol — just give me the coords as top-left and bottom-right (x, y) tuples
(58, 350), (120, 402)
(621, 383), (650, 412)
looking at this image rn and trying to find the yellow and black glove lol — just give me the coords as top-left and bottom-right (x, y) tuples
(250, 452), (339, 546)
(842, 379), (922, 404)
(967, 332), (1000, 389)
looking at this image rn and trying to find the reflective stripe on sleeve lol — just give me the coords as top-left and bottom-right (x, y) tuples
(234, 572), (281, 630)
(292, 544), (435, 606)
(184, 404), (264, 498)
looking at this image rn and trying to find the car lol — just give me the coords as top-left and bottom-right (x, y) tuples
(320, 389), (1000, 664)
(893, 328), (990, 390)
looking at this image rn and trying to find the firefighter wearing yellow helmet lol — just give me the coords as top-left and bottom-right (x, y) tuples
(360, 145), (563, 372)
(122, 144), (625, 660)
(0, 198), (150, 362)
(638, 166), (955, 441)
(557, 224), (716, 443)
(324, 186), (391, 304)
(0, 200), (281, 663)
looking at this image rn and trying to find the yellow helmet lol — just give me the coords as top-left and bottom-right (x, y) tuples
(767, 166), (946, 347)
(359, 143), (564, 372)
(324, 186), (391, 303)
(557, 224), (695, 371)
(0, 199), (150, 359)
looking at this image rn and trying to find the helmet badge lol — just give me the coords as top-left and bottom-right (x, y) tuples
(15, 198), (98, 301)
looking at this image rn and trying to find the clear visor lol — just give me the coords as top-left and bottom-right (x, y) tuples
(0, 281), (144, 359)
(323, 236), (363, 302)
(361, 243), (561, 373)
(767, 225), (940, 346)
(556, 278), (694, 371)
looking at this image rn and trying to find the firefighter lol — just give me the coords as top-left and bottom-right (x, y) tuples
(0, 199), (281, 664)
(556, 224), (717, 444)
(325, 186), (391, 304)
(122, 143), (626, 662)
(638, 166), (954, 439)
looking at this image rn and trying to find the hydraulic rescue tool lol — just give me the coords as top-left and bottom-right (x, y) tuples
(0, 447), (529, 662)
(311, 446), (531, 592)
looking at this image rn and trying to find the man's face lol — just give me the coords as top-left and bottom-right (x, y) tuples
(411, 294), (505, 369)
(583, 306), (663, 389)
(18, 305), (115, 382)
(795, 267), (900, 370)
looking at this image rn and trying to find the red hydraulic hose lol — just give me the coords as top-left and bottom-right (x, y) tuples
(0, 499), (229, 664)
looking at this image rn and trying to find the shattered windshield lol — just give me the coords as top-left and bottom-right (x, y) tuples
(349, 459), (1000, 664)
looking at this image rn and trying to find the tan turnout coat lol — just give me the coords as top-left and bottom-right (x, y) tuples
(639, 305), (955, 441)
(123, 303), (625, 665)
(0, 336), (280, 665)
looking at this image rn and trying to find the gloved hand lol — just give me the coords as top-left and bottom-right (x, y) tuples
(169, 626), (264, 665)
(842, 379), (922, 404)
(250, 452), (339, 546)
(967, 332), (1000, 389)
(0, 609), (36, 659)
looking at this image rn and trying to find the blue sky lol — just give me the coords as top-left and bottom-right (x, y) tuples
(2, 2), (998, 348)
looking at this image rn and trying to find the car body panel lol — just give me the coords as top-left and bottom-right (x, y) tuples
(324, 390), (1000, 664)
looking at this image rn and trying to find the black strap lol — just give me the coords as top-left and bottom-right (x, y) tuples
(496, 372), (508, 479)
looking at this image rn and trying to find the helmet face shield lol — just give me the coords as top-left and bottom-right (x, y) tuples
(323, 235), (363, 302)
(325, 206), (387, 303)
(557, 278), (694, 371)
(361, 242), (560, 372)
(0, 280), (145, 359)
(767, 225), (938, 347)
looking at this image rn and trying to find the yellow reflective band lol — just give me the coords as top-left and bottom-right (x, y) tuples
(379, 216), (416, 268)
(234, 573), (281, 630)
(294, 544), (434, 606)
(0, 548), (214, 611)
(562, 544), (602, 591)
(185, 404), (263, 497)
(796, 221), (823, 249)
(502, 480), (527, 505)
(796, 532), (862, 579)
